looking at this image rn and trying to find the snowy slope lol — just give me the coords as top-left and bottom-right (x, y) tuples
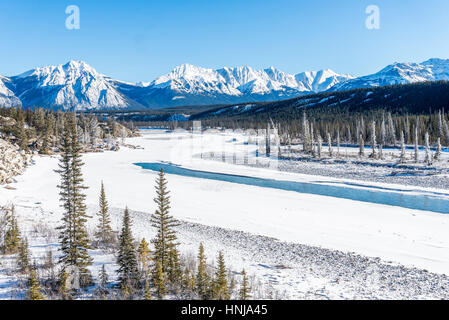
(9, 61), (141, 111)
(330, 58), (449, 91)
(0, 76), (21, 107)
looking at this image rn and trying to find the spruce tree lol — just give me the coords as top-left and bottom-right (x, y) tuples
(214, 251), (230, 300)
(4, 205), (21, 254)
(98, 264), (109, 296)
(117, 207), (139, 291)
(57, 269), (72, 300)
(17, 237), (31, 273)
(196, 243), (209, 299)
(28, 270), (45, 300)
(95, 182), (115, 248)
(150, 169), (180, 276)
(153, 260), (166, 299)
(239, 269), (251, 300)
(143, 279), (152, 300)
(56, 114), (92, 286)
(137, 238), (151, 278)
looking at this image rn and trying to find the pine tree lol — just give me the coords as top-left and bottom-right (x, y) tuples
(16, 121), (28, 152)
(167, 247), (182, 285)
(137, 238), (151, 279)
(153, 260), (166, 299)
(56, 114), (92, 286)
(214, 251), (229, 300)
(327, 132), (333, 157)
(239, 269), (251, 300)
(143, 279), (152, 300)
(28, 270), (45, 300)
(151, 169), (180, 276)
(95, 182), (115, 248)
(196, 243), (209, 299)
(4, 205), (21, 254)
(99, 264), (109, 289)
(57, 268), (72, 300)
(117, 207), (139, 291)
(17, 237), (30, 273)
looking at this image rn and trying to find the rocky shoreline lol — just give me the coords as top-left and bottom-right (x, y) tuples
(0, 138), (33, 185)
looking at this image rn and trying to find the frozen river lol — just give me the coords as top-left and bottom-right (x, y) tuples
(135, 162), (449, 214)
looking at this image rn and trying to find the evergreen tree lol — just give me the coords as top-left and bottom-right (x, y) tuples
(57, 269), (72, 300)
(56, 114), (92, 286)
(150, 169), (180, 276)
(95, 182), (115, 248)
(327, 132), (333, 157)
(28, 270), (45, 300)
(117, 207), (139, 291)
(17, 237), (31, 273)
(143, 279), (152, 300)
(137, 238), (151, 279)
(239, 269), (251, 300)
(196, 243), (209, 299)
(214, 251), (230, 300)
(98, 264), (109, 295)
(153, 260), (166, 299)
(4, 205), (21, 254)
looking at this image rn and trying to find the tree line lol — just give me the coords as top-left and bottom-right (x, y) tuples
(0, 112), (252, 300)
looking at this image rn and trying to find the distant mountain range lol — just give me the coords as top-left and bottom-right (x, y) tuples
(1, 58), (448, 110)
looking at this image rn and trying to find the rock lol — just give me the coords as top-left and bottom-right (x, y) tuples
(0, 138), (33, 185)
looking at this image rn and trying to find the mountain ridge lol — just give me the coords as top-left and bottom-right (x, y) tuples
(0, 58), (448, 110)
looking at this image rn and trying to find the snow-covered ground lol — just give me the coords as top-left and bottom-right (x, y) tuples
(2, 129), (449, 299)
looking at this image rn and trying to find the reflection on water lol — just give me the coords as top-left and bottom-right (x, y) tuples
(135, 162), (449, 214)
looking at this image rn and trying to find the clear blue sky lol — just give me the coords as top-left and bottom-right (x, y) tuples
(1, 0), (448, 82)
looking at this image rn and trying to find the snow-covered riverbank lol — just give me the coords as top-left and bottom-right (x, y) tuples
(2, 129), (449, 299)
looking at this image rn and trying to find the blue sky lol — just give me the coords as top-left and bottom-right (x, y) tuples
(1, 0), (448, 82)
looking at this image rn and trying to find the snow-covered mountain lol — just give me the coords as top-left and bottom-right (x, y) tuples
(0, 76), (21, 107)
(130, 64), (353, 108)
(9, 61), (142, 111)
(2, 58), (449, 110)
(329, 58), (449, 92)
